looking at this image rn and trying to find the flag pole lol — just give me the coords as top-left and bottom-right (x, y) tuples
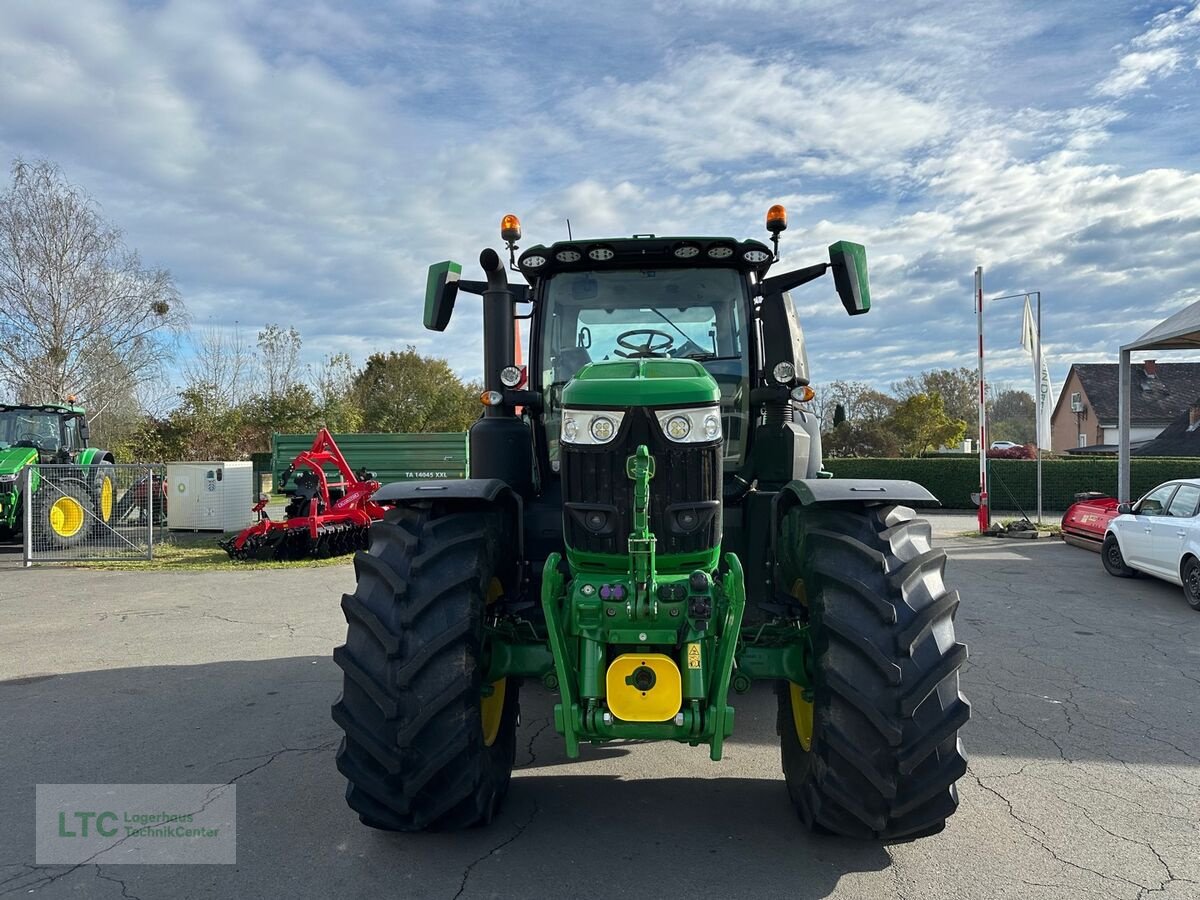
(976, 267), (989, 533)
(1035, 291), (1043, 525)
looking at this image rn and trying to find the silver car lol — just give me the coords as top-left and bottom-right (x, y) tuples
(1102, 478), (1200, 611)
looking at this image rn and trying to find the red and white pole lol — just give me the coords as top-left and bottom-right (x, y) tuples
(976, 266), (990, 532)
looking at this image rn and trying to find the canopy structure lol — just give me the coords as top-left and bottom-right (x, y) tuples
(1118, 301), (1200, 501)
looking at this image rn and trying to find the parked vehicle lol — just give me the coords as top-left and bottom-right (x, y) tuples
(329, 209), (970, 840)
(1102, 478), (1200, 610)
(0, 403), (117, 547)
(1061, 492), (1121, 550)
(989, 440), (1020, 450)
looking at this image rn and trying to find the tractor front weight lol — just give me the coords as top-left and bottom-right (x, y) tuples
(533, 443), (758, 761)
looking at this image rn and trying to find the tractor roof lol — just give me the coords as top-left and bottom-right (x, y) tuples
(516, 235), (776, 281)
(0, 403), (85, 415)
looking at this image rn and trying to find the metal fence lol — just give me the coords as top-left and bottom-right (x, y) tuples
(19, 464), (166, 565)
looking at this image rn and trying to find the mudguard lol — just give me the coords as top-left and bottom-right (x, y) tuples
(768, 478), (940, 575)
(373, 478), (524, 554)
(775, 478), (939, 510)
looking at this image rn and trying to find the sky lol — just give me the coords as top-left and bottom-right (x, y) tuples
(2, 0), (1200, 403)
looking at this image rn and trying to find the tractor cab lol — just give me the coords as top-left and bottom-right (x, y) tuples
(0, 404), (88, 462)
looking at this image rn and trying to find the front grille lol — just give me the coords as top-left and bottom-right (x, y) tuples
(561, 408), (721, 556)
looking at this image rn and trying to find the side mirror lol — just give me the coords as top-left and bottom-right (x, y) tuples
(79, 421), (90, 443)
(1117, 502), (1132, 514)
(828, 241), (871, 316)
(424, 261), (462, 332)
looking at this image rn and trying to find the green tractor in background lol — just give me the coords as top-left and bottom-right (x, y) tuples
(0, 403), (117, 547)
(331, 207), (969, 840)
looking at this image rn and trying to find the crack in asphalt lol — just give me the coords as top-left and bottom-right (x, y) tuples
(450, 800), (540, 900)
(94, 864), (144, 900)
(967, 769), (1149, 894)
(200, 610), (298, 639)
(0, 741), (338, 897)
(515, 717), (552, 770)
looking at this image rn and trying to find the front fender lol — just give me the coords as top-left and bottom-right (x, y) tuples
(373, 478), (524, 556)
(774, 478), (939, 511)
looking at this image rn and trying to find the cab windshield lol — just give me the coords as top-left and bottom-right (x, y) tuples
(0, 410), (63, 451)
(539, 268), (751, 470)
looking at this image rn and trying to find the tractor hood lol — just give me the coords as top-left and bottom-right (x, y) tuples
(0, 446), (36, 476)
(562, 358), (720, 408)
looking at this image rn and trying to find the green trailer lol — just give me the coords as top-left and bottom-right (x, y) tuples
(330, 209), (970, 840)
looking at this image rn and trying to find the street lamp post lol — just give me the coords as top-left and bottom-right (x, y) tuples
(989, 289), (1043, 525)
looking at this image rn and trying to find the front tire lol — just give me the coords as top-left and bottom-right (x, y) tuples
(776, 503), (970, 841)
(331, 505), (519, 831)
(1102, 534), (1136, 578)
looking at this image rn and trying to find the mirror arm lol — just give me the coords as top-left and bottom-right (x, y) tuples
(459, 279), (531, 304)
(759, 263), (829, 297)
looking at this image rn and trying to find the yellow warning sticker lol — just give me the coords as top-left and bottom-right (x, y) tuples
(687, 642), (701, 669)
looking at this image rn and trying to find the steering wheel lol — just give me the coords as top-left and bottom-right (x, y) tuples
(614, 329), (675, 359)
(15, 431), (45, 446)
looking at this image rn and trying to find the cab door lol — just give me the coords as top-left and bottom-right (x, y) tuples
(1123, 483), (1178, 571)
(1151, 483), (1200, 583)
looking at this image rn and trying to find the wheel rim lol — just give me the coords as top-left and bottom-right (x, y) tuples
(49, 497), (85, 537)
(1107, 543), (1123, 569)
(1186, 565), (1200, 600)
(788, 578), (814, 752)
(480, 577), (507, 747)
(99, 476), (113, 522)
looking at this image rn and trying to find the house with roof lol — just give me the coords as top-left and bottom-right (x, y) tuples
(1050, 361), (1200, 453)
(1133, 401), (1200, 456)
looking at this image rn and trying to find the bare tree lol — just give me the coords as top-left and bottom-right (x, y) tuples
(258, 323), (303, 399)
(0, 159), (185, 405)
(182, 323), (257, 411)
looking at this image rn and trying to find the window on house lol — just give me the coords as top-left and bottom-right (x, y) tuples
(1078, 434), (1086, 447)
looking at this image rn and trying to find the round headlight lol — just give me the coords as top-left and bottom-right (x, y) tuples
(590, 416), (615, 442)
(773, 361), (796, 384)
(674, 244), (700, 259)
(743, 249), (771, 263)
(665, 415), (692, 440)
(500, 366), (523, 388)
(556, 249), (581, 263)
(707, 245), (734, 259)
(703, 414), (721, 439)
(588, 246), (614, 261)
(563, 418), (579, 441)
(522, 254), (546, 268)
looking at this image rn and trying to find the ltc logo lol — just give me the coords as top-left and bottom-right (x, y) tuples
(58, 811), (119, 837)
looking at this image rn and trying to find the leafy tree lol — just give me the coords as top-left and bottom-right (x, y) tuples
(354, 347), (481, 433)
(989, 389), (1035, 444)
(820, 381), (900, 457)
(889, 393), (968, 457)
(893, 367), (977, 431)
(0, 159), (184, 405)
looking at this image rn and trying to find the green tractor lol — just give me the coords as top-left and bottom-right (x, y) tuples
(331, 208), (969, 840)
(0, 403), (117, 547)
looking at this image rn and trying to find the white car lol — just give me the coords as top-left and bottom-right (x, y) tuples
(1102, 478), (1200, 611)
(990, 440), (1020, 450)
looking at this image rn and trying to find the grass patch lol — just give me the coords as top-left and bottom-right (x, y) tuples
(70, 532), (352, 571)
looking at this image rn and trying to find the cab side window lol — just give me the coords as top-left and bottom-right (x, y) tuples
(62, 417), (81, 451)
(1167, 484), (1200, 518)
(1137, 484), (1178, 516)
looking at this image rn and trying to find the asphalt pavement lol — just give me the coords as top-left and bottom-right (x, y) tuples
(1, 517), (1198, 899)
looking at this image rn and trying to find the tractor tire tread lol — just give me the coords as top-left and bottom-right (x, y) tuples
(778, 503), (969, 841)
(332, 506), (519, 832)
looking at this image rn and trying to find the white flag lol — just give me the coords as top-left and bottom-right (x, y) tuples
(1021, 296), (1053, 450)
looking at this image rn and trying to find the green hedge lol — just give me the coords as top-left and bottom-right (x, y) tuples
(822, 457), (1200, 511)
